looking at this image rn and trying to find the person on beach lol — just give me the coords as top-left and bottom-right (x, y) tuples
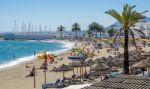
(26, 66), (35, 77)
(97, 50), (100, 53)
(60, 57), (63, 60)
(34, 51), (36, 56)
(13, 55), (15, 59)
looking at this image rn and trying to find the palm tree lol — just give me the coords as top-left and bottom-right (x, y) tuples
(57, 25), (65, 38)
(72, 23), (81, 39)
(86, 29), (93, 38)
(105, 4), (147, 74)
(107, 28), (117, 37)
(97, 25), (105, 38)
(88, 22), (104, 38)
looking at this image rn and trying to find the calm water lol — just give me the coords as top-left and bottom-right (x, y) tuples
(0, 40), (66, 65)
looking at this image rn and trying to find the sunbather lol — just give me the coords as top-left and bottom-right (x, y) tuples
(26, 67), (35, 77)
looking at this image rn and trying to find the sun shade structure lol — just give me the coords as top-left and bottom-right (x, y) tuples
(91, 63), (109, 71)
(55, 64), (73, 79)
(68, 62), (80, 67)
(82, 75), (150, 89)
(132, 60), (150, 68)
(140, 52), (150, 56)
(94, 57), (106, 63)
(85, 59), (95, 66)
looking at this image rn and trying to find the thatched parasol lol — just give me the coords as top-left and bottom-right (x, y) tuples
(78, 61), (90, 77)
(94, 57), (106, 63)
(68, 62), (82, 75)
(132, 60), (150, 68)
(69, 62), (79, 67)
(107, 58), (123, 67)
(55, 64), (73, 79)
(91, 63), (109, 71)
(140, 52), (150, 56)
(86, 59), (95, 66)
(85, 59), (96, 77)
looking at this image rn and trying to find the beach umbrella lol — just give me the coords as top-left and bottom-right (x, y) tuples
(140, 52), (150, 59)
(105, 56), (114, 63)
(78, 61), (90, 79)
(55, 64), (73, 79)
(91, 63), (109, 71)
(68, 62), (80, 74)
(94, 57), (105, 63)
(91, 63), (110, 76)
(69, 62), (79, 67)
(86, 59), (95, 65)
(132, 60), (150, 76)
(132, 60), (150, 68)
(106, 56), (113, 60)
(108, 58), (123, 68)
(128, 55), (139, 65)
(85, 59), (95, 77)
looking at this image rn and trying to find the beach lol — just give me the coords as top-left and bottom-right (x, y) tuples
(0, 40), (79, 89)
(0, 40), (150, 89)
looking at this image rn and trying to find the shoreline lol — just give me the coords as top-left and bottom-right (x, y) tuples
(0, 39), (75, 71)
(0, 39), (149, 89)
(0, 39), (79, 89)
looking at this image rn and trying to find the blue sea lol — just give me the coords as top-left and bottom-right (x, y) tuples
(0, 40), (74, 69)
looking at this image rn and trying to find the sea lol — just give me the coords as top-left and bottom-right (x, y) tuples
(0, 40), (74, 69)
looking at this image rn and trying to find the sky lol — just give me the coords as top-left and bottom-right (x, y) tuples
(0, 0), (150, 32)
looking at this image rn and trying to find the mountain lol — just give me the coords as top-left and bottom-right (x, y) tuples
(107, 17), (150, 29)
(143, 17), (150, 22)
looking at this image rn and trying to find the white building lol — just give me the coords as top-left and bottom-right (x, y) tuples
(133, 21), (150, 37)
(107, 17), (150, 38)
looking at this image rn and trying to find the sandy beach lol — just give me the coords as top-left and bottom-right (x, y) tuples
(0, 40), (80, 89)
(0, 40), (150, 89)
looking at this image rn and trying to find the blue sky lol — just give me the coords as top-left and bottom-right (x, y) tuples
(0, 0), (150, 32)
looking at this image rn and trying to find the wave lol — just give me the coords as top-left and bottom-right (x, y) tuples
(0, 41), (75, 70)
(0, 55), (35, 70)
(52, 41), (75, 54)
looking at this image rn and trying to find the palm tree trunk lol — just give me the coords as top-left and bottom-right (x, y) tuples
(44, 71), (47, 83)
(100, 32), (102, 38)
(95, 30), (97, 38)
(60, 31), (62, 38)
(75, 31), (77, 39)
(124, 29), (129, 74)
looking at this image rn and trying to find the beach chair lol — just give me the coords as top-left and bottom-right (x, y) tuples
(42, 79), (60, 89)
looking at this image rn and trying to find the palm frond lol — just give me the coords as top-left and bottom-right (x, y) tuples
(113, 28), (123, 43)
(130, 30), (137, 50)
(132, 28), (145, 38)
(105, 9), (122, 24)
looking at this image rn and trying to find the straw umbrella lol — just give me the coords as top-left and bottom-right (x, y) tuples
(107, 57), (123, 74)
(91, 63), (109, 78)
(94, 58), (105, 63)
(106, 56), (113, 60)
(86, 59), (95, 77)
(55, 64), (73, 79)
(132, 60), (150, 76)
(76, 60), (90, 80)
(128, 55), (139, 65)
(140, 52), (150, 59)
(68, 62), (80, 75)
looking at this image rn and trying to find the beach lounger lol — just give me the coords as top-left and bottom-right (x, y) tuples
(42, 79), (61, 89)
